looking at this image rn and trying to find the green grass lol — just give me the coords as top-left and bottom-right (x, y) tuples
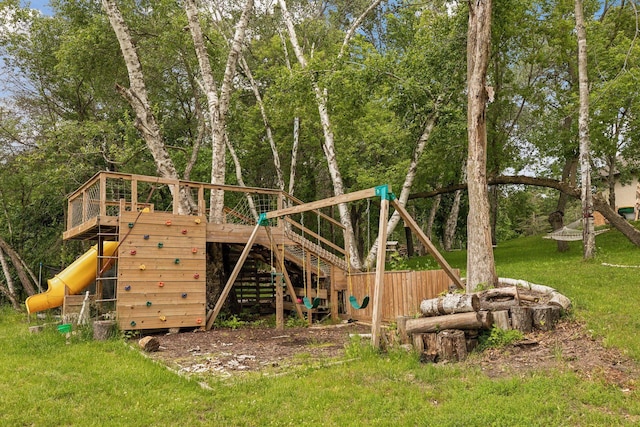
(2, 225), (640, 425)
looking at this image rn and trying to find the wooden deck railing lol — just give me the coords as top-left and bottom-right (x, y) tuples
(65, 172), (349, 267)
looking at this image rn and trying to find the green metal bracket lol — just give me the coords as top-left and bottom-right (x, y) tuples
(258, 212), (269, 226)
(375, 184), (396, 201)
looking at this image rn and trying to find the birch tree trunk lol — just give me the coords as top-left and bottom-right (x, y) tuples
(240, 56), (285, 191)
(363, 111), (439, 268)
(184, 0), (254, 223)
(0, 236), (36, 296)
(444, 188), (463, 252)
(426, 193), (441, 241)
(0, 247), (21, 310)
(575, 0), (595, 259)
(466, 0), (498, 291)
(278, 0), (363, 268)
(102, 0), (192, 214)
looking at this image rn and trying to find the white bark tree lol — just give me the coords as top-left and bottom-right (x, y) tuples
(278, 0), (383, 269)
(575, 0), (596, 259)
(184, 0), (254, 223)
(362, 111), (439, 268)
(465, 0), (498, 291)
(102, 0), (193, 214)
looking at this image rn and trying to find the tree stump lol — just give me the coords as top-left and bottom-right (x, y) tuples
(93, 320), (116, 341)
(423, 333), (438, 361)
(138, 336), (160, 352)
(532, 305), (560, 331)
(465, 330), (479, 353)
(510, 306), (532, 333)
(437, 329), (467, 362)
(493, 310), (511, 330)
(548, 292), (571, 311)
(412, 333), (425, 353)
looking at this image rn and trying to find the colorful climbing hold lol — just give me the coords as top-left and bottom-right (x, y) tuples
(193, 273), (200, 279)
(157, 242), (164, 248)
(158, 281), (164, 287)
(128, 222), (134, 228)
(165, 220), (172, 226)
(130, 321), (136, 327)
(146, 301), (152, 307)
(196, 318), (202, 324)
(174, 258), (180, 264)
(194, 218), (201, 224)
(139, 264), (146, 271)
(159, 316), (166, 322)
(143, 234), (150, 240)
(124, 285), (131, 291)
(181, 228), (187, 235)
(181, 293), (188, 298)
(191, 247), (198, 254)
(130, 249), (137, 255)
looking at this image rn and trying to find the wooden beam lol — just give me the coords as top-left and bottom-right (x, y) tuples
(371, 197), (390, 348)
(264, 187), (382, 219)
(206, 222), (261, 329)
(264, 226), (305, 320)
(391, 199), (464, 290)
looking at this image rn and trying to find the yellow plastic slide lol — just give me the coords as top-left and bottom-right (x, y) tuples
(26, 242), (119, 314)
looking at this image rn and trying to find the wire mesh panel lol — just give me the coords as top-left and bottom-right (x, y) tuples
(105, 177), (131, 216)
(85, 181), (101, 221)
(225, 193), (279, 225)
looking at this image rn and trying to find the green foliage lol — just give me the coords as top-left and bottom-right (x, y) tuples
(477, 327), (525, 351)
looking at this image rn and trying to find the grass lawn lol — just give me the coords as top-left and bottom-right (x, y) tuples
(1, 225), (639, 426)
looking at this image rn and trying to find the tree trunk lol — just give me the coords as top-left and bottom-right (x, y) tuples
(426, 193), (441, 240)
(575, 0), (596, 259)
(240, 55), (285, 191)
(443, 187), (462, 252)
(0, 236), (36, 296)
(436, 329), (468, 362)
(363, 111), (440, 268)
(409, 175), (640, 248)
(102, 0), (192, 214)
(185, 0), (254, 223)
(0, 246), (21, 310)
(466, 0), (497, 291)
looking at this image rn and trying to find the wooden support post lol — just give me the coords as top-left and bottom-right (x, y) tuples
(329, 272), (338, 322)
(206, 222), (261, 330)
(371, 196), (390, 348)
(275, 275), (284, 331)
(390, 199), (464, 289)
(265, 227), (305, 320)
(306, 251), (313, 325)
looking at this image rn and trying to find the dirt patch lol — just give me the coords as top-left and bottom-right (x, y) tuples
(468, 320), (639, 391)
(139, 319), (639, 390)
(142, 322), (370, 377)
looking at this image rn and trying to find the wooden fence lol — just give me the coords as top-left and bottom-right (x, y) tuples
(345, 269), (459, 322)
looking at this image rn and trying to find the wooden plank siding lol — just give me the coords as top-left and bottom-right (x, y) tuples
(117, 212), (207, 330)
(344, 269), (458, 322)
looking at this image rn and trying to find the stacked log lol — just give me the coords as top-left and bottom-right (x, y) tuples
(401, 281), (571, 363)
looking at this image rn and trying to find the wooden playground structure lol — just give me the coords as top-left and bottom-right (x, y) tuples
(52, 171), (462, 346)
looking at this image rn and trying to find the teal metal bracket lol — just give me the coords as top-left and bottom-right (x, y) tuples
(258, 212), (269, 226)
(375, 184), (396, 201)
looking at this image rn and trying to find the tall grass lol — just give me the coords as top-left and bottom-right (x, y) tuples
(1, 225), (640, 425)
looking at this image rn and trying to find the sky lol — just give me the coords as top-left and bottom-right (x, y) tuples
(22, 0), (53, 16)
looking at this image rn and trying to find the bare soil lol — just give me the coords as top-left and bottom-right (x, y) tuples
(140, 318), (639, 391)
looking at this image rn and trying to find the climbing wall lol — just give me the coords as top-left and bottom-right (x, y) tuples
(117, 211), (206, 330)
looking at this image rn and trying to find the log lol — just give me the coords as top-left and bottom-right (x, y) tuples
(493, 310), (511, 330)
(532, 305), (560, 331)
(479, 286), (539, 303)
(477, 310), (494, 329)
(548, 292), (571, 310)
(406, 312), (484, 335)
(510, 306), (532, 333)
(420, 293), (479, 317)
(138, 336), (160, 352)
(437, 329), (468, 362)
(93, 320), (116, 341)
